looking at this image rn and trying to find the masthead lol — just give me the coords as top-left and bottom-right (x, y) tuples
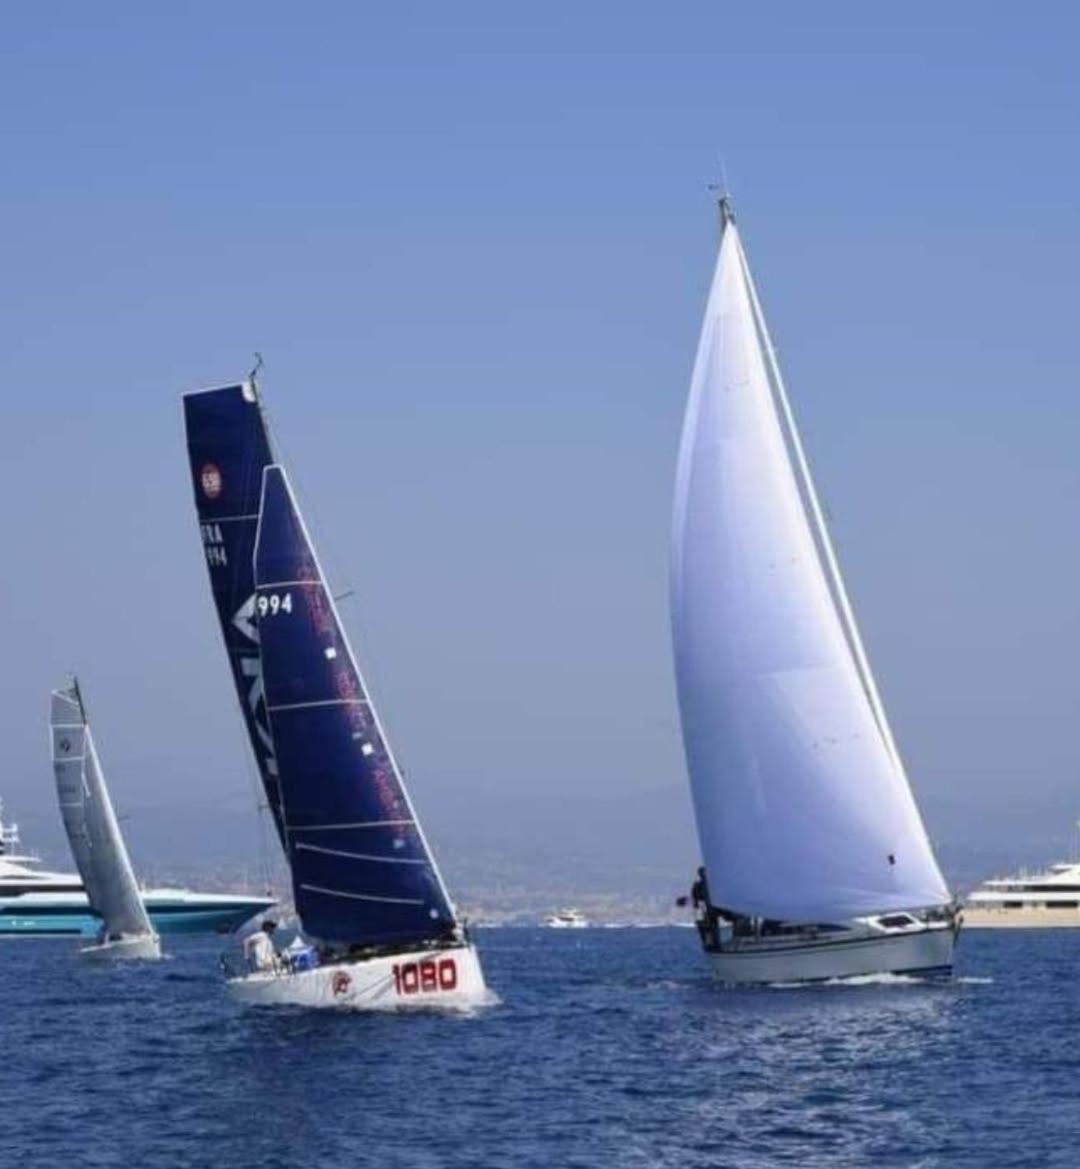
(707, 180), (736, 229)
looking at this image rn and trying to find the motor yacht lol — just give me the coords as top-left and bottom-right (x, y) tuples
(543, 908), (589, 929)
(965, 860), (1080, 928)
(0, 802), (274, 937)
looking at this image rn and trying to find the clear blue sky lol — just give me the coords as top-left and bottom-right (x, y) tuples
(2, 3), (1078, 880)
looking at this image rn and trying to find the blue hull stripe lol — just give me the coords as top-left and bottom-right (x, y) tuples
(0, 904), (268, 938)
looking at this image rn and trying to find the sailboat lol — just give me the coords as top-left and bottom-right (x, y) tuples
(183, 381), (488, 1008)
(50, 680), (161, 959)
(670, 198), (959, 984)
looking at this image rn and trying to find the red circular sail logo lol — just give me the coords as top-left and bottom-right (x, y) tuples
(200, 463), (223, 500)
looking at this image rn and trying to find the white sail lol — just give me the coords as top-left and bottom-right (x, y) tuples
(670, 208), (950, 923)
(50, 683), (159, 947)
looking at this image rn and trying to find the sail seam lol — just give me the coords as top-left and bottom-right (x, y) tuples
(290, 819), (416, 831)
(295, 843), (428, 865)
(299, 882), (424, 906)
(267, 698), (369, 713)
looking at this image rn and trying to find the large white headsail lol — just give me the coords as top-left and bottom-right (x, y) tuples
(50, 682), (158, 946)
(670, 205), (949, 923)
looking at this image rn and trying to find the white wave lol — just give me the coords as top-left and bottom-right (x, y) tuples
(763, 971), (929, 989)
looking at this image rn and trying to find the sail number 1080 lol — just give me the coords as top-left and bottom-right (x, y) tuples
(257, 593), (292, 617)
(392, 957), (458, 995)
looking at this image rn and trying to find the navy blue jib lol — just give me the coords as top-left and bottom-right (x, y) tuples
(254, 465), (455, 947)
(183, 384), (285, 844)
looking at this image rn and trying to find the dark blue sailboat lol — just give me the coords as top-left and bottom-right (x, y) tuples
(185, 380), (487, 1008)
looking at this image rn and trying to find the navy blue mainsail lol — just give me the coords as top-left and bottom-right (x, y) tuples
(183, 383), (285, 843)
(254, 464), (457, 946)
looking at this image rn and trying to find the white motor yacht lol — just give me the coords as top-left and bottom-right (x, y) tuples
(543, 908), (589, 929)
(965, 860), (1080, 928)
(0, 802), (274, 938)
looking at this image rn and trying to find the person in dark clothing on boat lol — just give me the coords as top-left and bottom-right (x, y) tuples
(690, 866), (713, 947)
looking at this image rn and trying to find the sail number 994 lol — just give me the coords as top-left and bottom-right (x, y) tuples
(257, 593), (292, 617)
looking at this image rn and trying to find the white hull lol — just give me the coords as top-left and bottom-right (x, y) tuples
(79, 933), (162, 961)
(228, 943), (489, 1010)
(708, 921), (956, 985)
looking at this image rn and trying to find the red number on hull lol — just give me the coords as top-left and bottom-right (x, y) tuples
(392, 957), (458, 995)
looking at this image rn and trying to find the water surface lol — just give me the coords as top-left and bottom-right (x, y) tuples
(1, 928), (1074, 1167)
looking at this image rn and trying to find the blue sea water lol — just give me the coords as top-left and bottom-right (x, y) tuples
(1, 927), (1076, 1168)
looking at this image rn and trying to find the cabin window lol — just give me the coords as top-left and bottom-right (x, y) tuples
(877, 914), (915, 929)
(1047, 902), (1078, 909)
(1002, 901), (1023, 909)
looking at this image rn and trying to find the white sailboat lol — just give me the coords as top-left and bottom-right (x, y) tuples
(670, 198), (959, 984)
(184, 381), (488, 1009)
(50, 680), (161, 960)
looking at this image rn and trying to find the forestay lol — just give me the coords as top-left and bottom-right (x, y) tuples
(254, 464), (458, 946)
(670, 210), (950, 923)
(50, 683), (155, 940)
(183, 382), (285, 844)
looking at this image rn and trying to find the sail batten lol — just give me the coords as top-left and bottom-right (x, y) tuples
(670, 214), (949, 924)
(50, 683), (156, 944)
(254, 464), (458, 946)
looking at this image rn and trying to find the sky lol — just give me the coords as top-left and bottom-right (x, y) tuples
(1, 3), (1078, 887)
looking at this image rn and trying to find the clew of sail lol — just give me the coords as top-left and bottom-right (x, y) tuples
(50, 682), (158, 945)
(253, 464), (457, 947)
(183, 382), (285, 845)
(670, 211), (950, 924)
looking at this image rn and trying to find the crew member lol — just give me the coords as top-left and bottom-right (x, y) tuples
(243, 919), (280, 973)
(690, 866), (712, 946)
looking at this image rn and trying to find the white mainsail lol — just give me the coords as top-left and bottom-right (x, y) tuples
(50, 682), (159, 949)
(670, 204), (950, 923)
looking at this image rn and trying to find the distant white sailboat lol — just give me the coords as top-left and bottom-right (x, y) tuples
(670, 197), (959, 984)
(50, 680), (161, 960)
(184, 381), (488, 1009)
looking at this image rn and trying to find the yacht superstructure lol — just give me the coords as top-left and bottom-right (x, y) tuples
(0, 802), (274, 937)
(965, 860), (1080, 928)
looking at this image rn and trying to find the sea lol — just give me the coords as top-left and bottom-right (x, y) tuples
(1, 927), (1076, 1168)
